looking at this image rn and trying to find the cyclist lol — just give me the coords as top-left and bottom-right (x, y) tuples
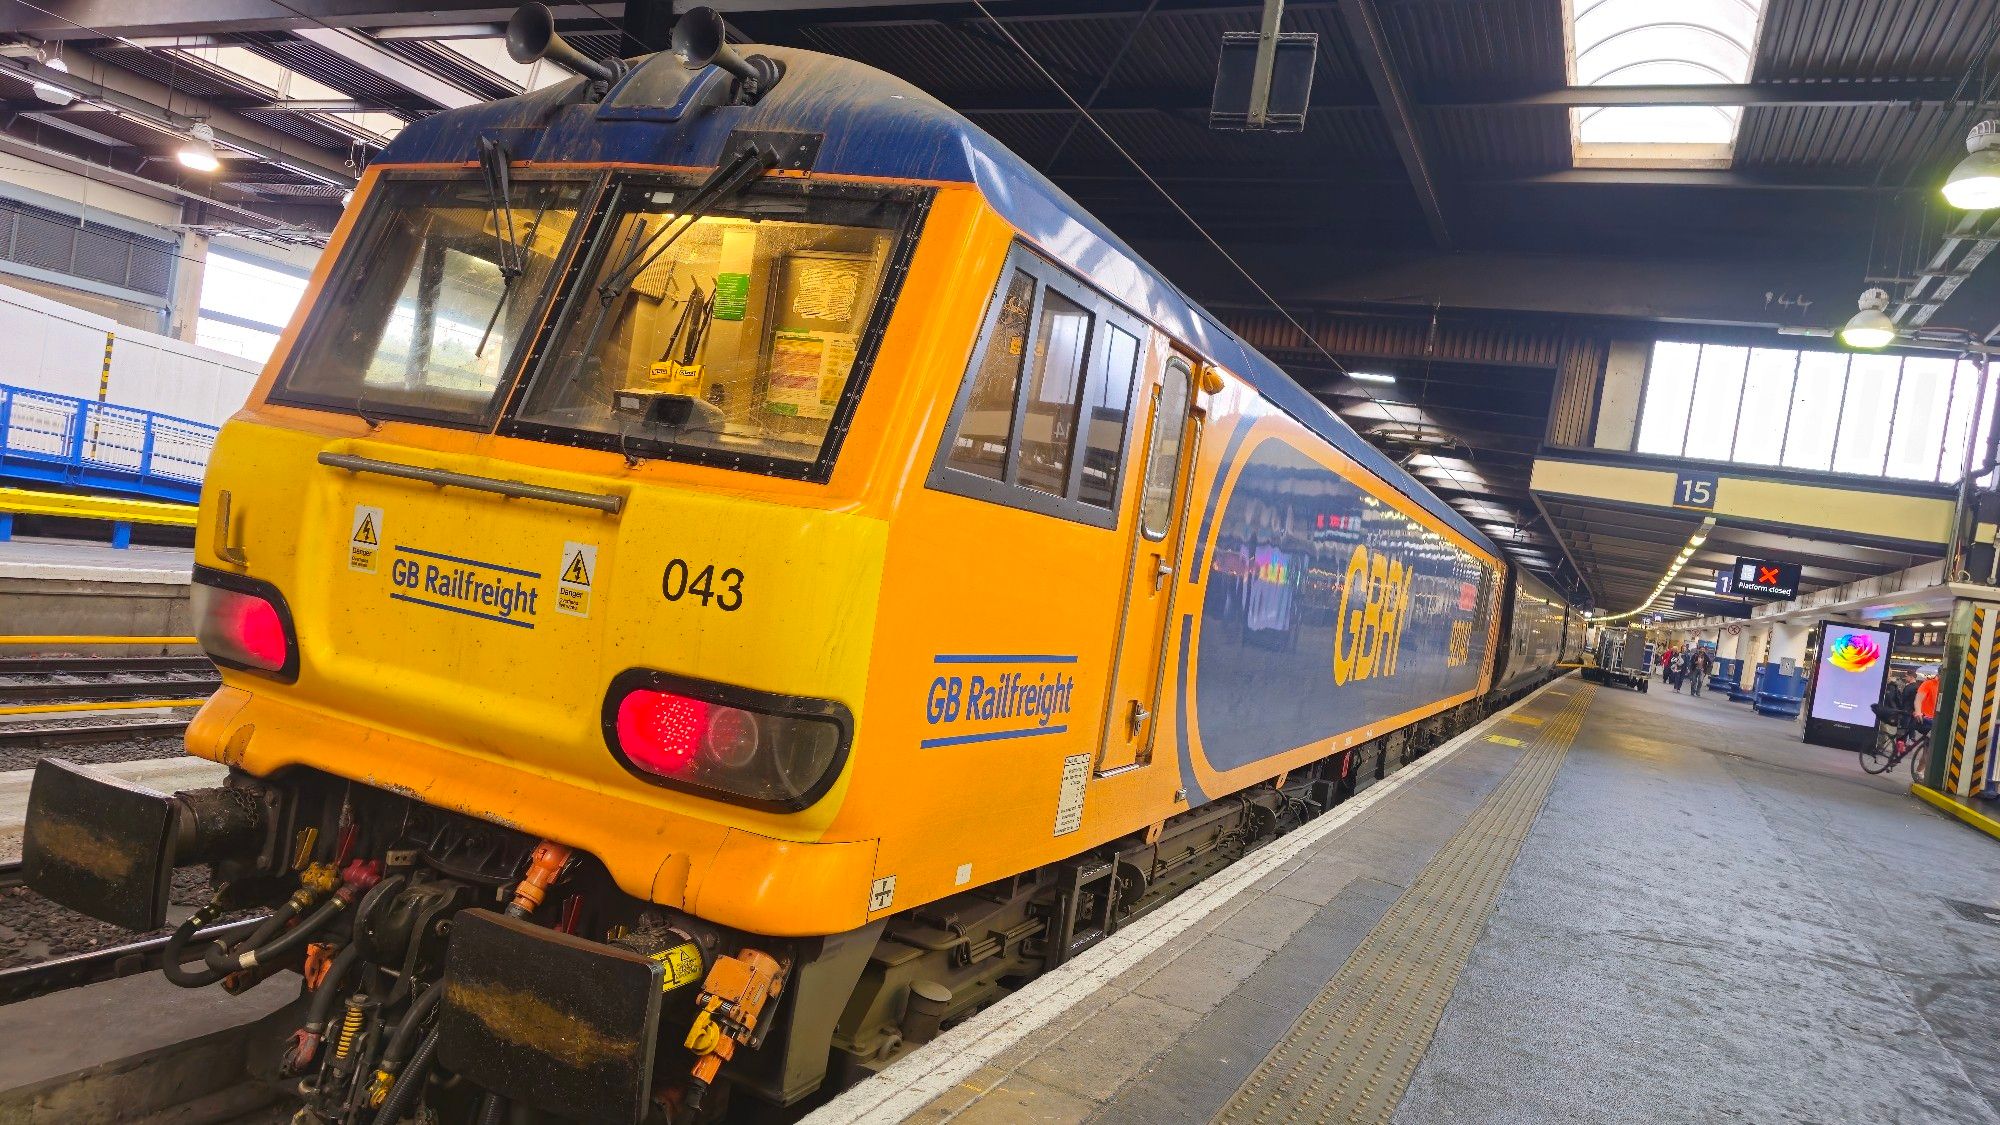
(1914, 667), (1940, 732)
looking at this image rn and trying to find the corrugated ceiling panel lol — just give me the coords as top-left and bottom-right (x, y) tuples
(1426, 106), (1570, 173)
(1384, 0), (1567, 98)
(1735, 102), (1967, 170)
(1754, 0), (2000, 80)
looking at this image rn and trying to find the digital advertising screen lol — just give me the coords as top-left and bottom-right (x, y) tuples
(1808, 624), (1893, 728)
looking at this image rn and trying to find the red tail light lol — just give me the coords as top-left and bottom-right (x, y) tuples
(603, 672), (850, 812)
(615, 690), (708, 775)
(193, 566), (298, 681)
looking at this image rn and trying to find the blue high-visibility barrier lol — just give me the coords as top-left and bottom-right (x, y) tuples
(0, 382), (216, 505)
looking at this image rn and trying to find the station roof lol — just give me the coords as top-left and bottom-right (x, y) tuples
(0, 0), (1993, 593)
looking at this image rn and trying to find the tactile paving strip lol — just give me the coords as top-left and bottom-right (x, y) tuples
(1213, 684), (1597, 1125)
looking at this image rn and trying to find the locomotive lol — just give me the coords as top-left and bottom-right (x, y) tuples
(23, 7), (1581, 1122)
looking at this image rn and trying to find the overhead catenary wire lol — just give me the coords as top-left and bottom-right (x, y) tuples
(966, 0), (1558, 577)
(966, 0), (1351, 385)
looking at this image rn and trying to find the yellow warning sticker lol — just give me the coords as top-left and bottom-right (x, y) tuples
(349, 505), (382, 574)
(556, 540), (596, 618)
(1506, 714), (1544, 725)
(1486, 734), (1524, 747)
(651, 942), (704, 991)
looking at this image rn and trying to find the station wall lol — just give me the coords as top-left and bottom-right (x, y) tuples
(0, 280), (260, 426)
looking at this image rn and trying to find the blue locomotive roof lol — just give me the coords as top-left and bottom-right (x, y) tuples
(380, 46), (1498, 556)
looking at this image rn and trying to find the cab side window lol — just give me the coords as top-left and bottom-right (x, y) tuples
(932, 247), (1144, 528)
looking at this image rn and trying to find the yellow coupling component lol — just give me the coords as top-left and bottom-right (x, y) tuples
(682, 949), (786, 1113)
(367, 1070), (393, 1108)
(287, 862), (340, 911)
(291, 827), (320, 871)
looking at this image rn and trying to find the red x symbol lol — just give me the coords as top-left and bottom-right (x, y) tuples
(1758, 566), (1780, 585)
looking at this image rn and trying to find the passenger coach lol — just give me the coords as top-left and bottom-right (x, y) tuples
(23, 9), (1577, 1122)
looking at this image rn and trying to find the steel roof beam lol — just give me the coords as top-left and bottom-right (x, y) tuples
(0, 52), (354, 187)
(0, 129), (335, 237)
(292, 27), (482, 110)
(0, 1), (609, 39)
(1439, 80), (1961, 109)
(1338, 0), (1449, 249)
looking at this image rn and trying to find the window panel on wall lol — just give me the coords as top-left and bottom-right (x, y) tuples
(1886, 357), (1953, 481)
(1732, 349), (1795, 465)
(196, 316), (279, 362)
(1980, 365), (2000, 489)
(1684, 344), (1747, 460)
(1940, 360), (1994, 484)
(199, 250), (307, 335)
(1635, 341), (1701, 455)
(1832, 354), (1900, 475)
(1781, 350), (1846, 471)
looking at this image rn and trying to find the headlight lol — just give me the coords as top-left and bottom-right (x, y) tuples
(602, 670), (848, 811)
(193, 565), (299, 682)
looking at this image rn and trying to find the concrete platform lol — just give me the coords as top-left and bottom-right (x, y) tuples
(820, 676), (2000, 1124)
(0, 536), (193, 641)
(0, 964), (296, 1123)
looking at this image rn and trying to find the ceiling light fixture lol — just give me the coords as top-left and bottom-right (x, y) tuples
(1350, 371), (1396, 384)
(177, 121), (220, 173)
(31, 53), (73, 107)
(1839, 288), (1897, 349)
(1943, 120), (2000, 211)
(1589, 517), (1717, 624)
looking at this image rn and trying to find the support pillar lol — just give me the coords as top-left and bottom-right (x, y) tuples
(1934, 598), (2000, 797)
(168, 217), (208, 344)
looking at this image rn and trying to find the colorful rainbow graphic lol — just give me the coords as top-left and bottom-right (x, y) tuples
(1828, 632), (1882, 673)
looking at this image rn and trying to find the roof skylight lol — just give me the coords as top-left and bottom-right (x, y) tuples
(1568, 0), (1767, 168)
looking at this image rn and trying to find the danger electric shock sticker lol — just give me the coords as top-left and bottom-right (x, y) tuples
(557, 541), (596, 618)
(349, 506), (382, 573)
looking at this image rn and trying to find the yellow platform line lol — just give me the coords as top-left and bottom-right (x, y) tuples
(1505, 714), (1545, 725)
(0, 698), (207, 716)
(1912, 783), (2000, 843)
(0, 486), (197, 526)
(0, 636), (198, 645)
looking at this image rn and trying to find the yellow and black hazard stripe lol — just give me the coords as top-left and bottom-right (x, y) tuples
(1975, 613), (2000, 792)
(97, 333), (114, 401)
(1949, 607), (1989, 793)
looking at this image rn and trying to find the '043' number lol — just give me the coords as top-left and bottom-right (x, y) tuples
(662, 559), (743, 612)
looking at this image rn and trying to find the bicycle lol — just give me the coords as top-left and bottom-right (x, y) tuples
(1862, 705), (1930, 782)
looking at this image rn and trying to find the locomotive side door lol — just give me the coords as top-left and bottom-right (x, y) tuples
(1096, 353), (1201, 776)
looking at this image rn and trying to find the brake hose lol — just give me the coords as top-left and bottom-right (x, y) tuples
(379, 983), (443, 1074)
(204, 895), (344, 974)
(161, 902), (233, 988)
(370, 1027), (441, 1125)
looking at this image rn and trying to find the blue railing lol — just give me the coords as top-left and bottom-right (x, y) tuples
(0, 382), (218, 504)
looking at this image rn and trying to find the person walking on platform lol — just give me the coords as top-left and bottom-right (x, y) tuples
(1688, 649), (1707, 697)
(1668, 649), (1686, 692)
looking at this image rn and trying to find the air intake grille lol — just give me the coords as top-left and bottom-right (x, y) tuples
(0, 196), (176, 299)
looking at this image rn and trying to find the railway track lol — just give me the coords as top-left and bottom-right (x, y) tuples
(0, 911), (268, 1006)
(0, 718), (192, 750)
(0, 655), (219, 706)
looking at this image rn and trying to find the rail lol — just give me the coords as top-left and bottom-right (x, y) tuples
(0, 383), (217, 504)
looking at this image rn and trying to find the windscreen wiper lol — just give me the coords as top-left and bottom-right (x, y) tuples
(474, 137), (534, 357)
(565, 145), (778, 380)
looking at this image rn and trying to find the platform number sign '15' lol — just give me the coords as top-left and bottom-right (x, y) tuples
(1672, 471), (1718, 510)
